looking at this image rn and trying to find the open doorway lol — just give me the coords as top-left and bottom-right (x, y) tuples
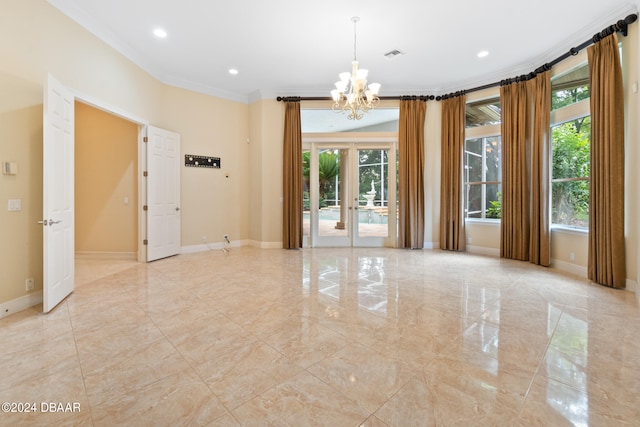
(74, 102), (140, 285)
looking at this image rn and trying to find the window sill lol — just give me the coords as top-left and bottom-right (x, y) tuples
(551, 225), (588, 235)
(464, 221), (588, 235)
(465, 218), (501, 225)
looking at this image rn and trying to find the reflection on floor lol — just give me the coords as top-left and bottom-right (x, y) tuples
(75, 256), (139, 287)
(303, 219), (389, 237)
(1, 247), (639, 426)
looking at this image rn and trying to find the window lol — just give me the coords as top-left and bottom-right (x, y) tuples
(464, 99), (502, 219)
(551, 64), (590, 228)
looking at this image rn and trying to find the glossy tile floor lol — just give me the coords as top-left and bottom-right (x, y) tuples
(1, 247), (639, 426)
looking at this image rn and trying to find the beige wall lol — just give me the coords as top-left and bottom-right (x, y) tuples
(551, 229), (589, 269)
(248, 101), (264, 242)
(623, 22), (639, 285)
(256, 100), (285, 246)
(0, 0), (163, 123)
(248, 99), (286, 247)
(0, 73), (43, 303)
(157, 85), (250, 247)
(75, 102), (138, 254)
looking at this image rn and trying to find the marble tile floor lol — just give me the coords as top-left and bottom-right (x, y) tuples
(1, 247), (639, 426)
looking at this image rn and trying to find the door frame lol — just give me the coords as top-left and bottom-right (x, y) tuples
(303, 135), (397, 248)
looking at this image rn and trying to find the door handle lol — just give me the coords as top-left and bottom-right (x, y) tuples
(38, 219), (62, 226)
(176, 207), (180, 211)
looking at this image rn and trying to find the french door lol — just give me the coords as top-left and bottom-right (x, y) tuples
(307, 141), (396, 247)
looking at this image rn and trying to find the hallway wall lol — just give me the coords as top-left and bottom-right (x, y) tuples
(75, 102), (138, 255)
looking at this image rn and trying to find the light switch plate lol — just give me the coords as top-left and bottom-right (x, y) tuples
(3, 162), (18, 175)
(8, 199), (21, 211)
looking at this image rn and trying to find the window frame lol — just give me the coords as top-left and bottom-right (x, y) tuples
(550, 87), (591, 231)
(464, 123), (502, 222)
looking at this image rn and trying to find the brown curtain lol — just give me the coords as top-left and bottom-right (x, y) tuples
(398, 100), (426, 249)
(500, 81), (530, 260)
(587, 33), (626, 288)
(282, 101), (303, 249)
(440, 95), (466, 251)
(528, 71), (551, 266)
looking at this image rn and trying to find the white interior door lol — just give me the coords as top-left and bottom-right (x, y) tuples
(42, 74), (75, 313)
(146, 126), (181, 261)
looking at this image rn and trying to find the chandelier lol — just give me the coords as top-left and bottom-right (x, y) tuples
(330, 17), (381, 120)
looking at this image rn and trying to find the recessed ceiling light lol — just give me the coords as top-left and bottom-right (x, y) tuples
(228, 68), (239, 76)
(477, 50), (489, 58)
(153, 28), (167, 38)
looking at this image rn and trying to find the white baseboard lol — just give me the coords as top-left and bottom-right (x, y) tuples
(550, 259), (588, 277)
(459, 247), (634, 296)
(249, 240), (283, 249)
(181, 239), (260, 254)
(466, 245), (500, 257)
(75, 251), (137, 260)
(0, 291), (42, 320)
(181, 242), (233, 254)
(545, 259), (638, 295)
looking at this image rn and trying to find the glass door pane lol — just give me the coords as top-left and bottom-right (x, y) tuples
(317, 148), (349, 238)
(303, 149), (310, 238)
(356, 148), (390, 241)
(309, 142), (396, 248)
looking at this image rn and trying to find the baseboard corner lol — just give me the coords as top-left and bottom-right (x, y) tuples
(0, 291), (43, 320)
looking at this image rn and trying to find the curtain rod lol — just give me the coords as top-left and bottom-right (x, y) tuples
(278, 13), (637, 103)
(276, 95), (435, 102)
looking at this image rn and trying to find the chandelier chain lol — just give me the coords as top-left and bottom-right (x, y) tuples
(353, 17), (358, 61)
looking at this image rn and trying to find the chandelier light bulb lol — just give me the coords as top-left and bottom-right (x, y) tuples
(335, 80), (348, 92)
(368, 83), (381, 95)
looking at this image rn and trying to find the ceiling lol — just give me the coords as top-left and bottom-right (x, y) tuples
(49, 0), (636, 105)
